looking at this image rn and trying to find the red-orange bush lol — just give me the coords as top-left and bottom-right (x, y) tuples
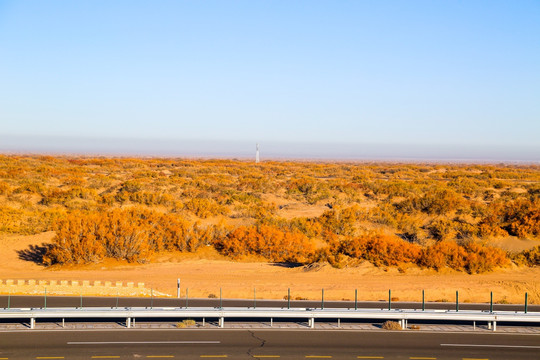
(213, 225), (315, 263)
(338, 232), (421, 266)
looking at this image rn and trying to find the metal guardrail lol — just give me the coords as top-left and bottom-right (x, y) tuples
(1, 306), (539, 331)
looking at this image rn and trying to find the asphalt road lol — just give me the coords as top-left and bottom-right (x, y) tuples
(1, 295), (537, 312)
(0, 329), (539, 359)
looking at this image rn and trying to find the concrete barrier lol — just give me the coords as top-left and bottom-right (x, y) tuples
(0, 279), (160, 297)
(1, 307), (539, 331)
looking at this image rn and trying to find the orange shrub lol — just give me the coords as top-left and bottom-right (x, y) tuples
(338, 232), (421, 266)
(213, 225), (315, 263)
(419, 241), (509, 273)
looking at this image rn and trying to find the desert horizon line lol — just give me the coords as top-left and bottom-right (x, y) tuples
(0, 134), (539, 164)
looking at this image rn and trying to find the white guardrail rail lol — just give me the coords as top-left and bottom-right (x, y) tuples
(1, 307), (539, 331)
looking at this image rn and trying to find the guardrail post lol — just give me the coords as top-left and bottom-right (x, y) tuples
(456, 291), (459, 312)
(288, 288), (290, 309)
(126, 317), (131, 328)
(270, 318), (273, 327)
(493, 320), (497, 332)
(422, 289), (425, 311)
(337, 318), (340, 328)
(490, 291), (493, 313)
(310, 317), (315, 329)
(321, 288), (324, 310)
(388, 290), (391, 311)
(30, 318), (35, 329)
(219, 317), (224, 328)
(62, 318), (65, 328)
(355, 289), (358, 310)
(525, 292), (528, 314)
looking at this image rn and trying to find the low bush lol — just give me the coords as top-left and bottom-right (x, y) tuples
(382, 321), (402, 330)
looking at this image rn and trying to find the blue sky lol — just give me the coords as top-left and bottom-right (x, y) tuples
(0, 1), (539, 160)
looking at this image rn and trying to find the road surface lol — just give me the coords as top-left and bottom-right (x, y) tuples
(0, 328), (539, 359)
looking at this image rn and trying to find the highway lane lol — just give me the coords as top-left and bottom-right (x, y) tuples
(0, 329), (539, 359)
(1, 296), (537, 312)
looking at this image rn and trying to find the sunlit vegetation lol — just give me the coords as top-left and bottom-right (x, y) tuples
(0, 155), (539, 272)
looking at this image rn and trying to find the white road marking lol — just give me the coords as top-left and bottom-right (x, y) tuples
(67, 341), (220, 345)
(441, 344), (540, 349)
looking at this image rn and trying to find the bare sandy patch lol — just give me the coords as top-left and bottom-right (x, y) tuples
(486, 236), (539, 252)
(261, 193), (329, 219)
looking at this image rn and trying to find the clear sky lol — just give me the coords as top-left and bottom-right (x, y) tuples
(0, 1), (539, 161)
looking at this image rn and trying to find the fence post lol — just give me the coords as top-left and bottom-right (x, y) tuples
(525, 292), (528, 314)
(254, 288), (256, 309)
(456, 291), (459, 312)
(354, 289), (357, 310)
(177, 278), (180, 299)
(7, 294), (10, 310)
(116, 291), (119, 309)
(44, 287), (47, 310)
(151, 288), (154, 309)
(321, 288), (324, 310)
(80, 294), (83, 309)
(490, 291), (493, 313)
(220, 288), (222, 309)
(388, 290), (391, 311)
(288, 288), (290, 309)
(422, 289), (425, 311)
(186, 288), (189, 308)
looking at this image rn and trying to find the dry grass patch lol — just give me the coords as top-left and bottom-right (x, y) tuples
(382, 321), (402, 330)
(176, 319), (196, 328)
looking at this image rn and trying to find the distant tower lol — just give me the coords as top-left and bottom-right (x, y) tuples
(255, 143), (260, 163)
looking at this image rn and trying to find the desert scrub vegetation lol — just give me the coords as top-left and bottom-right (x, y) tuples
(382, 321), (402, 330)
(0, 155), (538, 272)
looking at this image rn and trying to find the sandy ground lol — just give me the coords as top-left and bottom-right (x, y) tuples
(0, 232), (539, 304)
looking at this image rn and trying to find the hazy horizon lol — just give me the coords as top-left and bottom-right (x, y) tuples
(1, 134), (538, 163)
